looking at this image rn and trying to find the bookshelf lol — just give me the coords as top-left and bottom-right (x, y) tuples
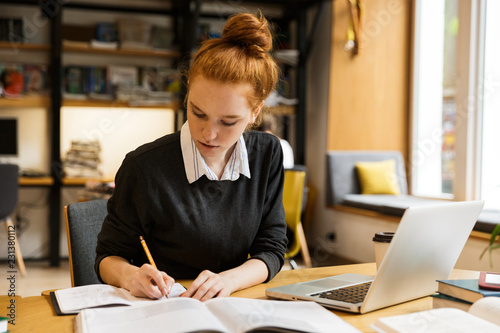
(1, 0), (327, 266)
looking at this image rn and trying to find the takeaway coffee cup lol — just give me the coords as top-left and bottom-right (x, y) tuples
(373, 232), (395, 270)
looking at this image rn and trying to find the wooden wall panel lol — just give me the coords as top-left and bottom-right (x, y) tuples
(327, 0), (412, 158)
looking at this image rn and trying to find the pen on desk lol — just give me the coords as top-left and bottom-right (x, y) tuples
(139, 235), (157, 269)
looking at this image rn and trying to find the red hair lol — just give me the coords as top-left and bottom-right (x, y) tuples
(188, 12), (279, 113)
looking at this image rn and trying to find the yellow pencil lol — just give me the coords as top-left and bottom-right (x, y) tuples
(139, 236), (157, 269)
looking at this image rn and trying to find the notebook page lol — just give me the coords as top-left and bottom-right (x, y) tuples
(55, 284), (134, 313)
(76, 298), (227, 333)
(205, 298), (362, 333)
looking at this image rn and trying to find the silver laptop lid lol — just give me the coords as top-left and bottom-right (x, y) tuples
(360, 200), (484, 313)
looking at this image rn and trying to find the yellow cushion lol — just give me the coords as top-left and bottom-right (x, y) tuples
(355, 159), (401, 195)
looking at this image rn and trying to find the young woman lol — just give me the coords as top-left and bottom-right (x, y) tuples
(95, 12), (287, 301)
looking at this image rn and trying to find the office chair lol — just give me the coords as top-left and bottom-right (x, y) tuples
(64, 199), (108, 287)
(283, 169), (312, 268)
(0, 164), (26, 277)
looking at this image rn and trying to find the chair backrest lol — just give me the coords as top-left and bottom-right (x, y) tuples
(282, 169), (306, 258)
(0, 164), (19, 220)
(65, 199), (108, 287)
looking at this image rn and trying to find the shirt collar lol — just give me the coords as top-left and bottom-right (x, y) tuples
(180, 121), (251, 184)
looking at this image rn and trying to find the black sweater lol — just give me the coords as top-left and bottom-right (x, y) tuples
(95, 130), (287, 282)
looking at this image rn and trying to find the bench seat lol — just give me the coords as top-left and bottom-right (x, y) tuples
(326, 150), (499, 234)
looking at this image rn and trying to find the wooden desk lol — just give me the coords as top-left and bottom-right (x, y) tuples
(0, 263), (480, 333)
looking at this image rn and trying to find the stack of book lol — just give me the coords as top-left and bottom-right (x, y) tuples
(62, 140), (102, 178)
(77, 180), (115, 201)
(432, 278), (500, 311)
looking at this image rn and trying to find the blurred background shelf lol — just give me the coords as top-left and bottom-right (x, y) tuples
(19, 176), (54, 186)
(63, 43), (181, 58)
(0, 41), (50, 51)
(62, 177), (114, 186)
(62, 98), (179, 110)
(0, 95), (50, 108)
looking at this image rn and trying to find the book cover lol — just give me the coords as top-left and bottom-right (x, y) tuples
(24, 64), (49, 94)
(95, 22), (118, 42)
(118, 18), (151, 50)
(107, 65), (138, 88)
(88, 67), (107, 95)
(431, 292), (472, 312)
(1, 63), (24, 98)
(65, 66), (84, 94)
(437, 279), (500, 303)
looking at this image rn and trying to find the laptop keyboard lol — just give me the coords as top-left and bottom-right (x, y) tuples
(310, 282), (372, 304)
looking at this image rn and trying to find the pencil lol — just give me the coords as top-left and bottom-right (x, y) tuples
(139, 236), (157, 269)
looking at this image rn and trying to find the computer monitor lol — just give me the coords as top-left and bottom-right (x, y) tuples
(0, 118), (18, 156)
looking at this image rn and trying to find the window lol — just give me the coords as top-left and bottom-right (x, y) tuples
(411, 0), (458, 198)
(479, 0), (500, 209)
(411, 0), (498, 207)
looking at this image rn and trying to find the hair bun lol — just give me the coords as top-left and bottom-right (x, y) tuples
(222, 12), (273, 53)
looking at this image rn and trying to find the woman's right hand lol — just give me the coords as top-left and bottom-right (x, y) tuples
(99, 256), (175, 300)
(127, 263), (176, 299)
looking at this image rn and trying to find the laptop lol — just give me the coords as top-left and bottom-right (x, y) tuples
(266, 200), (485, 314)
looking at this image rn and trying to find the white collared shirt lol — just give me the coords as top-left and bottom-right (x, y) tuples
(180, 121), (251, 183)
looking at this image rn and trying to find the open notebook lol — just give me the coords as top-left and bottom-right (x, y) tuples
(266, 200), (484, 314)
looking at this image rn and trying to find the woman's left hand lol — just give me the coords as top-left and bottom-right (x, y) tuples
(181, 270), (234, 301)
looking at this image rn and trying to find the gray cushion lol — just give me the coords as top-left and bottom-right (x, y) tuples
(476, 209), (500, 233)
(326, 151), (408, 206)
(343, 194), (446, 216)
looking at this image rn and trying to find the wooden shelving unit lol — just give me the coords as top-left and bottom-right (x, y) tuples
(1, 0), (328, 266)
